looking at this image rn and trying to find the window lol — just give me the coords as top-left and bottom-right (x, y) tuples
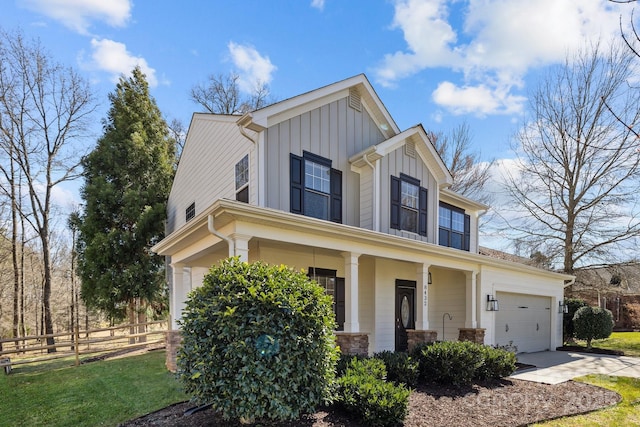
(235, 155), (249, 203)
(308, 267), (345, 331)
(390, 174), (427, 236)
(290, 152), (342, 223)
(439, 202), (470, 251)
(185, 202), (195, 222)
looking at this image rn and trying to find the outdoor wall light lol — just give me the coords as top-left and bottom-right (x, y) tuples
(486, 294), (499, 311)
(559, 300), (569, 314)
(428, 272), (432, 284)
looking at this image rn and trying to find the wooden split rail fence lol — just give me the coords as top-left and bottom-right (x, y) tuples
(0, 320), (167, 372)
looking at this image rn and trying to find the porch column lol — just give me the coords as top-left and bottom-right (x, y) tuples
(416, 264), (430, 330)
(341, 252), (361, 332)
(465, 270), (478, 328)
(170, 263), (185, 330)
(230, 233), (251, 262)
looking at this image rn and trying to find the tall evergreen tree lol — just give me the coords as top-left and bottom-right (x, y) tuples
(76, 67), (175, 322)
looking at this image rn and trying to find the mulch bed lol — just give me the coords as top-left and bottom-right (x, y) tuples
(120, 379), (620, 427)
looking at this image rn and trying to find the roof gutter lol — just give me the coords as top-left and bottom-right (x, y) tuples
(208, 214), (234, 258)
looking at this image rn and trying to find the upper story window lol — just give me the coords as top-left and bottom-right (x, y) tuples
(235, 155), (249, 203)
(290, 152), (342, 223)
(186, 202), (195, 222)
(439, 202), (470, 251)
(390, 174), (427, 236)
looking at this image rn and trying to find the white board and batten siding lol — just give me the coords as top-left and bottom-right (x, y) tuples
(263, 96), (386, 227)
(167, 114), (255, 234)
(378, 145), (438, 244)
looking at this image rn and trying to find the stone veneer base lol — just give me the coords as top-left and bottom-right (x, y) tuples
(458, 328), (486, 345)
(406, 330), (438, 352)
(164, 330), (183, 372)
(335, 332), (369, 356)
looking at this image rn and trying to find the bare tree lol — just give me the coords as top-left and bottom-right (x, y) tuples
(0, 29), (96, 351)
(430, 122), (494, 204)
(190, 72), (273, 114)
(503, 41), (640, 274)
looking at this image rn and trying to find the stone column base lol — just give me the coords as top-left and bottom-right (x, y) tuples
(335, 332), (369, 356)
(458, 328), (485, 345)
(407, 330), (438, 352)
(165, 330), (183, 372)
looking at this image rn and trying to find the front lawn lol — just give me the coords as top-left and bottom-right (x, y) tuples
(534, 375), (640, 426)
(568, 331), (640, 357)
(0, 350), (187, 427)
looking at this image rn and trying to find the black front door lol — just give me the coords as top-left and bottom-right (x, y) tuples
(395, 280), (416, 352)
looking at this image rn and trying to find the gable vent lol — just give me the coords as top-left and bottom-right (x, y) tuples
(405, 140), (416, 158)
(349, 88), (362, 112)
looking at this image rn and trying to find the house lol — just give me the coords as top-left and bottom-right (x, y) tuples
(152, 74), (574, 371)
(568, 263), (640, 329)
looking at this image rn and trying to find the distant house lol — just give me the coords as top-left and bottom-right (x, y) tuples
(152, 74), (573, 371)
(568, 263), (640, 329)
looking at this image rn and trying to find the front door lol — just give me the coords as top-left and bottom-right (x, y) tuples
(395, 280), (416, 352)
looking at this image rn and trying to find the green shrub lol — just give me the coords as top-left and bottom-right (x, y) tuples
(573, 306), (615, 349)
(336, 352), (368, 377)
(416, 341), (484, 386)
(475, 346), (517, 380)
(338, 358), (410, 426)
(177, 258), (339, 423)
(373, 351), (419, 387)
(563, 298), (589, 343)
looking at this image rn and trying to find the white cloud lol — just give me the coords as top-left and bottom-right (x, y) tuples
(227, 42), (277, 94)
(21, 0), (131, 35)
(432, 81), (526, 116)
(87, 38), (158, 87)
(375, 0), (626, 116)
(311, 0), (325, 11)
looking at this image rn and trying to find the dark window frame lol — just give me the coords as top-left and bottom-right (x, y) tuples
(290, 152), (342, 223)
(308, 267), (345, 331)
(390, 173), (428, 236)
(235, 155), (249, 203)
(438, 202), (471, 251)
(185, 202), (195, 222)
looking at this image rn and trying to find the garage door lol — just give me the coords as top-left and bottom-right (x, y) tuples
(495, 292), (551, 353)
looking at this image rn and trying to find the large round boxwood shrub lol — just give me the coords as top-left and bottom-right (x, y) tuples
(177, 258), (339, 423)
(573, 305), (614, 349)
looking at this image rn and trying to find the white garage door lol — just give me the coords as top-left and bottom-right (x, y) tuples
(495, 292), (551, 353)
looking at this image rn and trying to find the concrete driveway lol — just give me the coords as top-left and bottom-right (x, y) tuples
(510, 351), (640, 384)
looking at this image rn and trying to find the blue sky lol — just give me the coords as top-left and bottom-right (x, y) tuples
(1, 0), (636, 248)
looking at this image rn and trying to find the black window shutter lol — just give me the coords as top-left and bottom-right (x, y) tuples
(390, 175), (400, 230)
(335, 277), (345, 331)
(290, 154), (304, 214)
(464, 214), (471, 251)
(330, 168), (342, 223)
(419, 186), (428, 236)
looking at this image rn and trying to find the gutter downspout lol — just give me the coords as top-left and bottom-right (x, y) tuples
(237, 115), (263, 207)
(208, 214), (234, 258)
(362, 153), (380, 232)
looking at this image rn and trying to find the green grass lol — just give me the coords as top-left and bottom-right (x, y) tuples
(534, 375), (640, 426)
(581, 331), (640, 357)
(0, 350), (188, 427)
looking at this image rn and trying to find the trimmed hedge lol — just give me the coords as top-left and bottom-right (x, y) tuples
(573, 306), (615, 349)
(337, 358), (410, 426)
(414, 341), (516, 385)
(177, 258), (339, 423)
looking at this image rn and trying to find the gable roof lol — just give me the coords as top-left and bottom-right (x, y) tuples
(237, 74), (399, 140)
(349, 124), (454, 188)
